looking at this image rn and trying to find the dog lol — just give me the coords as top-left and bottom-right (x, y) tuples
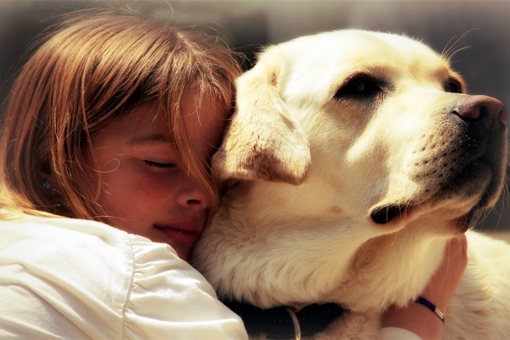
(192, 29), (510, 339)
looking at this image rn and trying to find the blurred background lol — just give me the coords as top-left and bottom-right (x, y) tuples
(1, 0), (509, 233)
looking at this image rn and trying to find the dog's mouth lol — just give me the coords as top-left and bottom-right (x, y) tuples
(444, 156), (503, 206)
(370, 204), (484, 239)
(370, 204), (409, 224)
(370, 155), (505, 228)
(369, 203), (481, 233)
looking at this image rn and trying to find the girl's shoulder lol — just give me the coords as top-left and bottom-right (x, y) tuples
(0, 213), (247, 339)
(3, 212), (151, 273)
(0, 213), (144, 337)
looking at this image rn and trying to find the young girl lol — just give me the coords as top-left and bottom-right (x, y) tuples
(0, 9), (465, 339)
(0, 10), (247, 339)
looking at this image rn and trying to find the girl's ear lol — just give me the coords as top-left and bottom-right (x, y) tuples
(212, 47), (311, 186)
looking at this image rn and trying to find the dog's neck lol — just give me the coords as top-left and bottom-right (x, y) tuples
(194, 184), (449, 312)
(324, 227), (447, 311)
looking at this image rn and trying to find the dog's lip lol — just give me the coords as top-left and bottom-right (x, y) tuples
(454, 209), (478, 233)
(369, 156), (497, 226)
(370, 204), (410, 225)
(440, 155), (503, 209)
(473, 156), (505, 209)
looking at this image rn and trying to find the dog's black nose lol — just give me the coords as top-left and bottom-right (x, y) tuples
(452, 95), (507, 127)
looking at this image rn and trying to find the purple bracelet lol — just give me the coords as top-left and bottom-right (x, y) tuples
(415, 296), (445, 323)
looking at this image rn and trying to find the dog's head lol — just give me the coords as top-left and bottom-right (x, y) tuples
(214, 29), (507, 230)
(193, 30), (507, 310)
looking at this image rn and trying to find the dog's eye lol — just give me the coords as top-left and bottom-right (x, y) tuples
(334, 77), (382, 99)
(445, 80), (462, 93)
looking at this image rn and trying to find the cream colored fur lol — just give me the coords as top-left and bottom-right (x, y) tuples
(192, 30), (510, 339)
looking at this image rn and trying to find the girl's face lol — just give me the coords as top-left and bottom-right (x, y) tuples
(84, 92), (228, 260)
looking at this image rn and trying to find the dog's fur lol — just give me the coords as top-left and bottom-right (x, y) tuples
(192, 30), (510, 339)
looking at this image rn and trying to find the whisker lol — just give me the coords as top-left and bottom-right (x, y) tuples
(441, 28), (479, 61)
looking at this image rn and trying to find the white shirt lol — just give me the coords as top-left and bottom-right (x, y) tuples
(0, 213), (422, 340)
(0, 213), (248, 339)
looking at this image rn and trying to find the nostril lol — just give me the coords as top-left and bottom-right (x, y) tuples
(454, 95), (506, 125)
(453, 106), (484, 122)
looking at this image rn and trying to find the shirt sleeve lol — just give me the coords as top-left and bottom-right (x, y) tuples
(381, 327), (423, 340)
(123, 234), (248, 339)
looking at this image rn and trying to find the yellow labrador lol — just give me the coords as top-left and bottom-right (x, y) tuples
(192, 30), (510, 339)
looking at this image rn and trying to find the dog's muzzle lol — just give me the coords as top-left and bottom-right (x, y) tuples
(371, 95), (507, 226)
(444, 95), (507, 207)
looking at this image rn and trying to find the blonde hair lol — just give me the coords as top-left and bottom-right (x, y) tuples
(0, 10), (241, 224)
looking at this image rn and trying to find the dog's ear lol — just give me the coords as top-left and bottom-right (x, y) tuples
(212, 48), (311, 185)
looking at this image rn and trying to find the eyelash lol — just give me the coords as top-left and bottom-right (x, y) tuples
(144, 160), (176, 169)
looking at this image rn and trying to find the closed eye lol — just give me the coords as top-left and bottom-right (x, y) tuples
(334, 76), (383, 100)
(144, 160), (176, 169)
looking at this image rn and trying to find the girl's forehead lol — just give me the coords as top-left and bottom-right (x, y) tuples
(98, 93), (229, 157)
(116, 105), (169, 140)
(181, 92), (228, 127)
(88, 105), (169, 151)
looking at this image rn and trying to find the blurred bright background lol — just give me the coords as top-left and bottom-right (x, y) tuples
(1, 0), (509, 235)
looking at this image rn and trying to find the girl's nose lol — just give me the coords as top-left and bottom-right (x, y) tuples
(177, 178), (211, 210)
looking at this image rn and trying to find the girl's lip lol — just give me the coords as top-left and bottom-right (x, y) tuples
(155, 222), (201, 247)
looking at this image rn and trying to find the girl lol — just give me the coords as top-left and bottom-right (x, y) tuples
(0, 9), (247, 339)
(0, 9), (465, 339)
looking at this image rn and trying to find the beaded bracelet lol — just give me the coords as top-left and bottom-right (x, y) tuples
(415, 296), (445, 323)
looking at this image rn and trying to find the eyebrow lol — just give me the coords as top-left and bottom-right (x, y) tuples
(128, 133), (173, 146)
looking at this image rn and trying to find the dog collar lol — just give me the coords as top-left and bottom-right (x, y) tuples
(222, 300), (346, 339)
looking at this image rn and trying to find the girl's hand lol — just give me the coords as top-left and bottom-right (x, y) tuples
(419, 234), (468, 312)
(382, 235), (468, 340)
